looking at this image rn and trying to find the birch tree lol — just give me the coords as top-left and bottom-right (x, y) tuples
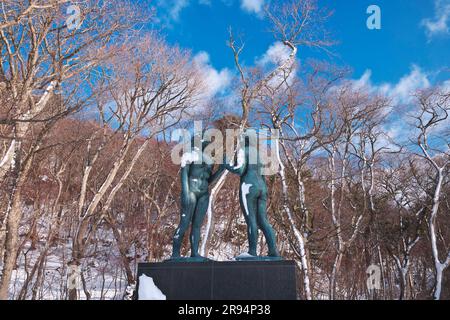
(68, 35), (203, 299)
(379, 157), (426, 300)
(413, 88), (450, 300)
(201, 2), (335, 285)
(256, 59), (346, 299)
(0, 0), (146, 299)
(319, 85), (389, 299)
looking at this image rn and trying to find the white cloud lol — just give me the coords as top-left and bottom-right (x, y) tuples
(390, 66), (431, 102)
(442, 79), (450, 91)
(240, 0), (265, 14)
(351, 69), (373, 91)
(421, 0), (450, 37)
(257, 41), (298, 89)
(349, 66), (431, 144)
(351, 65), (431, 104)
(350, 67), (450, 148)
(158, 0), (210, 22)
(158, 0), (264, 23)
(193, 51), (232, 101)
(168, 0), (191, 21)
(258, 41), (292, 66)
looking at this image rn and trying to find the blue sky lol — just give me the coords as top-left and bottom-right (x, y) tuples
(151, 0), (449, 100)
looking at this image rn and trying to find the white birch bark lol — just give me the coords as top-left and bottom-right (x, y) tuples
(200, 171), (228, 257)
(428, 167), (450, 300)
(0, 81), (57, 181)
(275, 139), (312, 300)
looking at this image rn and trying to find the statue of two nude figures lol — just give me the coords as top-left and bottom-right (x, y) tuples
(170, 130), (281, 262)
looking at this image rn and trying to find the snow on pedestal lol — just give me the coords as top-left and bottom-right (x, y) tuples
(138, 274), (166, 300)
(234, 252), (257, 260)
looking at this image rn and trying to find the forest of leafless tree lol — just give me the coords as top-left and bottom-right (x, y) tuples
(0, 0), (449, 300)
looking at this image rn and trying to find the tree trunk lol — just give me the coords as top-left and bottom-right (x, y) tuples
(0, 140), (34, 299)
(275, 139), (312, 300)
(429, 168), (450, 300)
(201, 171), (228, 256)
(330, 251), (343, 300)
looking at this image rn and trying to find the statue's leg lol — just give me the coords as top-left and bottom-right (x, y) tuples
(256, 195), (280, 257)
(172, 195), (196, 258)
(240, 191), (258, 256)
(190, 193), (210, 257)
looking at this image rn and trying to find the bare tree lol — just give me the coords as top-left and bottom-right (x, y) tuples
(318, 84), (389, 299)
(378, 155), (427, 300)
(256, 59), (345, 299)
(203, 3), (335, 300)
(0, 0), (149, 300)
(68, 34), (203, 299)
(413, 88), (450, 300)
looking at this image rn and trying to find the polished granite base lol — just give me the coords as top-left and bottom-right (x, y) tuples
(136, 260), (297, 300)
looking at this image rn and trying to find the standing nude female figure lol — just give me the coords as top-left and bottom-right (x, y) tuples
(225, 133), (280, 259)
(171, 138), (224, 261)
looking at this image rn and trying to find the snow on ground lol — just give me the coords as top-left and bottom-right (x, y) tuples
(138, 275), (166, 300)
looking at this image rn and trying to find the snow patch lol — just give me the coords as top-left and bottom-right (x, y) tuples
(138, 275), (166, 300)
(124, 283), (136, 300)
(181, 150), (201, 168)
(234, 252), (257, 260)
(241, 183), (252, 216)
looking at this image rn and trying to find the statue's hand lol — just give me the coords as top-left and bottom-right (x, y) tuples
(181, 150), (200, 168)
(202, 153), (215, 166)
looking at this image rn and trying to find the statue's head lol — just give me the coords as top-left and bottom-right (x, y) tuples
(242, 129), (258, 148)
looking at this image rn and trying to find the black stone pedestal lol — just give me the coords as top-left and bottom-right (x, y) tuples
(136, 260), (297, 300)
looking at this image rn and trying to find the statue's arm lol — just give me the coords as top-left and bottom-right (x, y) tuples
(180, 164), (190, 195)
(224, 158), (246, 176)
(224, 163), (245, 176)
(200, 152), (225, 184)
(224, 147), (247, 176)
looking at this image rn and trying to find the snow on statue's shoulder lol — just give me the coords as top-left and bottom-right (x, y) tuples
(181, 150), (201, 168)
(138, 274), (166, 300)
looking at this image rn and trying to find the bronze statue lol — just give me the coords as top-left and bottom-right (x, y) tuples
(169, 130), (281, 262)
(170, 137), (224, 261)
(224, 131), (281, 260)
